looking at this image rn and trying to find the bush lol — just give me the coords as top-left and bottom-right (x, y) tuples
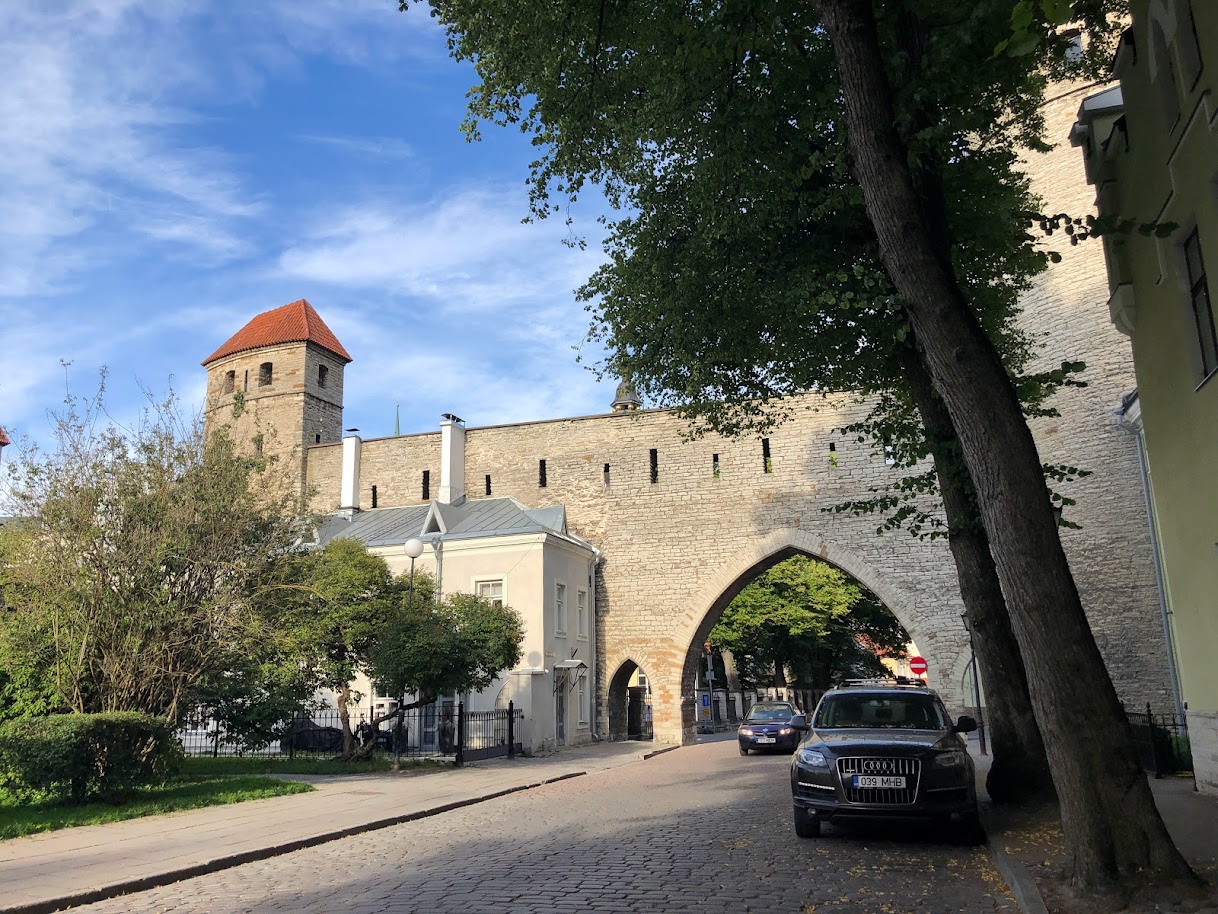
(0, 713), (183, 804)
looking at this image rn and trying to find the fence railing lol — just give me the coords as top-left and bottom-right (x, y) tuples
(1125, 703), (1193, 778)
(179, 701), (526, 765)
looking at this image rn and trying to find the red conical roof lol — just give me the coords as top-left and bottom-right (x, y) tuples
(202, 299), (352, 366)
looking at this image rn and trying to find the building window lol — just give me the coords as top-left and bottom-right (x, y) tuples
(555, 582), (567, 635)
(578, 675), (588, 724)
(1152, 20), (1181, 129)
(223, 370), (235, 393)
(258, 361), (273, 387)
(1184, 228), (1218, 380)
(422, 470), (430, 501)
(577, 590), (588, 639)
(1177, 1), (1204, 90)
(476, 579), (504, 608)
(318, 364), (329, 388)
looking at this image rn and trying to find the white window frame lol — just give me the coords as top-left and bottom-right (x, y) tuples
(555, 581), (567, 635)
(578, 674), (588, 724)
(576, 589), (589, 639)
(474, 578), (506, 609)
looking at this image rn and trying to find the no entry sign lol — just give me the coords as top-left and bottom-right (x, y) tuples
(908, 656), (928, 676)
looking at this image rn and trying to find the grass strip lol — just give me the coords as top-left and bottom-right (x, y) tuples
(0, 775), (313, 840)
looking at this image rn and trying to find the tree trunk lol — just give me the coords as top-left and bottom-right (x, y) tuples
(336, 683), (354, 756)
(721, 649), (742, 695)
(902, 344), (1053, 804)
(814, 0), (1194, 890)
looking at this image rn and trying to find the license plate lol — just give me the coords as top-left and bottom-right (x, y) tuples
(757, 736), (776, 744)
(853, 775), (905, 788)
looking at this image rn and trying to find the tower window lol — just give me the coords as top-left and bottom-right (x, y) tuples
(422, 470), (430, 501)
(485, 474), (492, 496)
(370, 485), (378, 509)
(649, 448), (659, 484)
(762, 438), (772, 473)
(315, 433), (321, 444)
(603, 463), (611, 488)
(258, 362), (273, 387)
(318, 364), (329, 388)
(713, 453), (720, 478)
(223, 370), (235, 394)
(539, 459), (548, 488)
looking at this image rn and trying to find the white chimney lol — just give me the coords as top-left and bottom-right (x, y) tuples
(439, 414), (466, 505)
(340, 432), (362, 511)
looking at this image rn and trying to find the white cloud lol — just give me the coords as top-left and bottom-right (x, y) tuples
(276, 187), (606, 311)
(299, 135), (417, 161)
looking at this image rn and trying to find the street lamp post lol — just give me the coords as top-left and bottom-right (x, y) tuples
(960, 611), (988, 757)
(404, 537), (424, 603)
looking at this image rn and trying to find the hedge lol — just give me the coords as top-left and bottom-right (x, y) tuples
(0, 712), (183, 804)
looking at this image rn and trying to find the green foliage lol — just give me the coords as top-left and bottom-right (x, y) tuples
(0, 375), (311, 724)
(191, 657), (318, 755)
(398, 0), (1110, 538)
(0, 712), (182, 805)
(710, 557), (908, 690)
(292, 539), (411, 697)
(370, 591), (525, 706)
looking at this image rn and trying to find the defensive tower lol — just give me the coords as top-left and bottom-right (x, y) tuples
(202, 298), (351, 493)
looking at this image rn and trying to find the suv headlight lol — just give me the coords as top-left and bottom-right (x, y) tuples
(797, 748), (828, 769)
(778, 727), (793, 735)
(933, 750), (967, 768)
(739, 727), (754, 736)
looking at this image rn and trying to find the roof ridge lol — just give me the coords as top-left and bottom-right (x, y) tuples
(202, 299), (353, 367)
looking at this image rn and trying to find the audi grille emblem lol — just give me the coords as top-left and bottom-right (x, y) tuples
(863, 759), (896, 774)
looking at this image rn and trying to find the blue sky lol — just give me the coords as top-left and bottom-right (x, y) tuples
(0, 0), (615, 459)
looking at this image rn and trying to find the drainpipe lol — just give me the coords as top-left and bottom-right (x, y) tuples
(589, 548), (602, 740)
(1118, 396), (1185, 721)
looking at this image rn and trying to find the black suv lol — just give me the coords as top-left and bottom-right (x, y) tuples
(788, 678), (981, 841)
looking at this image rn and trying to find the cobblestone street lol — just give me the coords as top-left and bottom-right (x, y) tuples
(79, 738), (1015, 914)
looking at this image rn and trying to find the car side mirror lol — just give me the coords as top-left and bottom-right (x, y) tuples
(789, 714), (810, 732)
(954, 715), (977, 733)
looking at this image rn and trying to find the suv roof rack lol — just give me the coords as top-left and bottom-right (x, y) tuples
(835, 676), (928, 689)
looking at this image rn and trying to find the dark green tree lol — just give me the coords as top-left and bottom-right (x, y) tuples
(400, 0), (1195, 891)
(0, 376), (310, 725)
(369, 592), (525, 710)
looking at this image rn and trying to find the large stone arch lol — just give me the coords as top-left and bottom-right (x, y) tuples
(652, 527), (970, 745)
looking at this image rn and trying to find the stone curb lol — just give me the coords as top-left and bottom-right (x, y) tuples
(981, 811), (1050, 914)
(0, 771), (588, 914)
(642, 744), (680, 761)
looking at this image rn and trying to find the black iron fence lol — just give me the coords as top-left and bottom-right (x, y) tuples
(179, 701), (525, 764)
(1126, 704), (1193, 778)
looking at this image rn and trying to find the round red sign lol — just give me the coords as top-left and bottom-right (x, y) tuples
(908, 656), (928, 675)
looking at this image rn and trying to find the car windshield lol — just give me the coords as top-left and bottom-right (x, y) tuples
(814, 693), (949, 730)
(745, 704), (795, 722)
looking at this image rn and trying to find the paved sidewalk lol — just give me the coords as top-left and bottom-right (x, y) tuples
(975, 750), (1218, 914)
(0, 740), (677, 914)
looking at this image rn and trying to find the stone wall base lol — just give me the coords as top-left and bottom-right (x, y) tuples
(1187, 707), (1218, 796)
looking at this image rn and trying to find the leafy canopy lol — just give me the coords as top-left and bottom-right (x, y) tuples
(0, 375), (310, 724)
(710, 556), (908, 691)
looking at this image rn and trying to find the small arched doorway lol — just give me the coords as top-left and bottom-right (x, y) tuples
(607, 659), (654, 741)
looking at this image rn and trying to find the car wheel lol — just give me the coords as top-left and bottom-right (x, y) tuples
(957, 811), (986, 846)
(739, 744), (749, 756)
(793, 805), (821, 839)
